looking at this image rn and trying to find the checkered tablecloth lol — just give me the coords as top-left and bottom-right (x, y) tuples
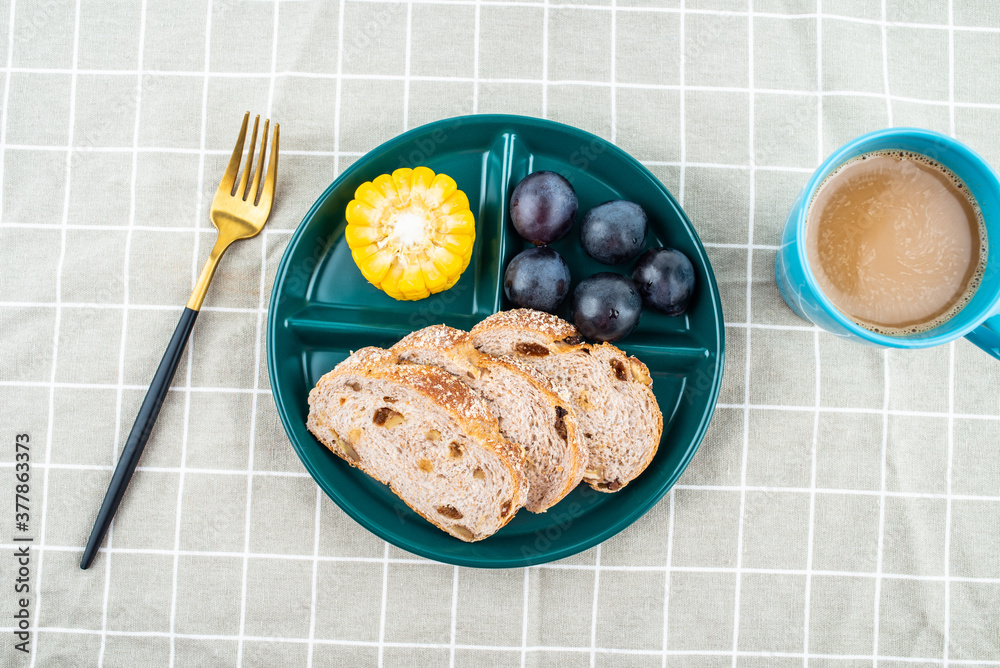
(2, 0), (999, 666)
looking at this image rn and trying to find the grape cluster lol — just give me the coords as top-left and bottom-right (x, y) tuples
(503, 171), (697, 342)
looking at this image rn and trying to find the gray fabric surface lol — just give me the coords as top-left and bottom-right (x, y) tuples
(1, 0), (999, 666)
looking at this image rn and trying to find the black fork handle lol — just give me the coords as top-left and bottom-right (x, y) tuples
(80, 307), (199, 570)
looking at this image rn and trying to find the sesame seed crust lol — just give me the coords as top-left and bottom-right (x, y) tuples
(469, 308), (579, 343)
(393, 324), (469, 352)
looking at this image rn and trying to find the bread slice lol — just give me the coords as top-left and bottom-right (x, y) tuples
(306, 347), (528, 541)
(392, 325), (586, 513)
(469, 309), (663, 492)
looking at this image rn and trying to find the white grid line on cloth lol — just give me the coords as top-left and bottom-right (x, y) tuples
(879, 0), (894, 127)
(803, 331), (822, 668)
(0, 463), (308, 477)
(0, 223), (290, 234)
(377, 542), (390, 668)
(0, 303), (276, 316)
(472, 0), (481, 114)
(541, 0), (549, 118)
(2, 466), (998, 502)
(3, 378), (999, 421)
(310, 0), (346, 657)
(0, 380), (273, 393)
(163, 0), (213, 659)
(0, 151), (821, 179)
(333, 0), (346, 167)
(522, 2), (551, 664)
(2, 4), (25, 659)
(542, 566), (998, 582)
(0, 303), (278, 315)
(0, 0), (15, 217)
(802, 8), (823, 664)
(142, 0), (1000, 37)
(99, 1), (148, 665)
(403, 0), (413, 130)
(268, 0), (280, 117)
(3, 622), (1000, 666)
(588, 545), (602, 668)
(3, 544), (999, 583)
(237, 63), (276, 668)
(1, 71), (985, 98)
(164, 0), (213, 662)
(448, 566), (459, 668)
(587, 1), (618, 658)
(1, 309), (902, 326)
(0, 131), (986, 157)
(682, 485), (1000, 503)
(661, 6), (683, 660)
(872, 351), (891, 667)
(519, 567), (529, 668)
(945, 3), (957, 664)
(96, 493), (115, 665)
(676, 0), (687, 207)
(4, 72), (1000, 112)
(28, 0), (81, 664)
(0, 144), (366, 157)
(945, 341), (957, 667)
(660, 487), (675, 668)
(947, 0), (958, 133)
(871, 6), (893, 661)
(306, 486), (322, 668)
(713, 402), (1000, 421)
(730, 2), (756, 663)
(609, 0), (617, 146)
(234, 0), (282, 658)
(166, 274), (195, 668)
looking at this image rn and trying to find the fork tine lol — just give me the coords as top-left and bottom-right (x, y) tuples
(249, 118), (270, 205)
(220, 112), (250, 194)
(236, 114), (260, 199)
(259, 123), (279, 210)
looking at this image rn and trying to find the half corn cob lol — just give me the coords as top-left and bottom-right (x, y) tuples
(345, 167), (476, 301)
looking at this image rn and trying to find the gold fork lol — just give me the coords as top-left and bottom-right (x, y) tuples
(82, 112), (279, 570)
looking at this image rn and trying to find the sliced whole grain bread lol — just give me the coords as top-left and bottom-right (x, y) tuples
(469, 309), (663, 492)
(392, 325), (586, 513)
(306, 347), (528, 541)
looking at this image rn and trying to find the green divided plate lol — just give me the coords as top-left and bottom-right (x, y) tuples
(266, 114), (724, 568)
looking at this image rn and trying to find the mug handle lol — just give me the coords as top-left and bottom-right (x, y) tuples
(965, 313), (1000, 360)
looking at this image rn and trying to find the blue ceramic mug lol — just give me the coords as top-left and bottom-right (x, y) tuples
(775, 127), (1000, 360)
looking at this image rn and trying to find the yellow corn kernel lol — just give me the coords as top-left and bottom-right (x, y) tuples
(344, 222), (384, 247)
(345, 200), (382, 227)
(438, 190), (470, 215)
(345, 167), (476, 301)
(372, 173), (399, 201)
(435, 210), (475, 236)
(440, 232), (473, 258)
(420, 258), (449, 292)
(426, 173), (457, 208)
(410, 166), (436, 196)
(355, 247), (394, 284)
(392, 168), (412, 202)
(354, 182), (390, 211)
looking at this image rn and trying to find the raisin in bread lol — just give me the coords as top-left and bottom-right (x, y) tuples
(306, 347), (528, 541)
(392, 325), (586, 513)
(469, 309), (663, 492)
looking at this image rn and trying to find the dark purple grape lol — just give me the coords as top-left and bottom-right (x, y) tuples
(580, 200), (648, 265)
(632, 248), (696, 316)
(504, 246), (571, 313)
(509, 171), (578, 245)
(572, 273), (642, 343)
